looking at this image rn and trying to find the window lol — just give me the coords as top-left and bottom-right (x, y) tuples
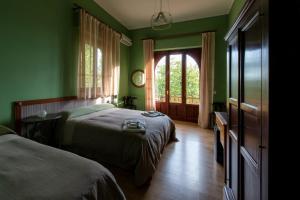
(155, 50), (200, 105)
(155, 56), (166, 102)
(186, 55), (200, 104)
(154, 48), (201, 122)
(169, 54), (182, 103)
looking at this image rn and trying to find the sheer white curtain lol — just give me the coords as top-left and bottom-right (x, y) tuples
(143, 39), (156, 111)
(100, 23), (120, 97)
(198, 32), (215, 128)
(78, 9), (120, 99)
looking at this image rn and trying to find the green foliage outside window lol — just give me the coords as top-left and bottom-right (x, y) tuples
(155, 54), (200, 104)
(170, 55), (182, 103)
(155, 57), (166, 102)
(186, 55), (200, 104)
(84, 44), (102, 88)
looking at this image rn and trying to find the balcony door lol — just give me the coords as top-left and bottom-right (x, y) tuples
(154, 48), (201, 122)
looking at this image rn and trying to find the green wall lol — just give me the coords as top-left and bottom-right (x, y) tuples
(129, 15), (228, 110)
(155, 35), (202, 51)
(228, 0), (246, 27)
(119, 45), (130, 103)
(0, 0), (129, 126)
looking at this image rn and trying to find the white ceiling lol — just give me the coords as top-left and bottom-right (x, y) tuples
(94, 0), (234, 30)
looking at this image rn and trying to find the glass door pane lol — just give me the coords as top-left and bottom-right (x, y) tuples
(186, 55), (200, 104)
(155, 56), (166, 102)
(169, 54), (182, 103)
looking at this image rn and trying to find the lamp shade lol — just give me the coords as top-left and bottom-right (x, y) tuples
(151, 0), (172, 30)
(151, 11), (172, 30)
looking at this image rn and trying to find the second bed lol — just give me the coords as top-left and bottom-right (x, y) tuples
(59, 104), (176, 186)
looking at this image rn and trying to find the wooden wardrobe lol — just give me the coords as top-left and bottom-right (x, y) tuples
(224, 0), (268, 199)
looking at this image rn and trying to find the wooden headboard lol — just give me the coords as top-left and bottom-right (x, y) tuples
(14, 96), (98, 134)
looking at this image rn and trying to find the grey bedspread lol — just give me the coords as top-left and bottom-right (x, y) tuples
(0, 134), (125, 200)
(61, 107), (176, 186)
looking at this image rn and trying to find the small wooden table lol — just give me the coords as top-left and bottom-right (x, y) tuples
(22, 113), (62, 146)
(215, 111), (228, 183)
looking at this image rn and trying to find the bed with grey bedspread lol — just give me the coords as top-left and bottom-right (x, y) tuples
(0, 134), (125, 200)
(60, 104), (176, 186)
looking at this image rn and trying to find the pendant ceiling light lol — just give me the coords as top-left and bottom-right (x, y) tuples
(151, 0), (172, 30)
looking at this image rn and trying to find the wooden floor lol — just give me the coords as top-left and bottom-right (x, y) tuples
(109, 121), (224, 200)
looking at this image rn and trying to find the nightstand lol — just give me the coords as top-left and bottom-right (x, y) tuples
(214, 111), (228, 183)
(123, 96), (137, 110)
(21, 113), (62, 147)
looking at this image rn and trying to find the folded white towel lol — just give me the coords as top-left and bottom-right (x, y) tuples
(122, 118), (146, 134)
(141, 111), (165, 117)
(127, 122), (139, 128)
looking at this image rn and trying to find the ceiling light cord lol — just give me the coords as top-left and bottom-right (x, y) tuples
(168, 0), (171, 15)
(160, 0), (163, 12)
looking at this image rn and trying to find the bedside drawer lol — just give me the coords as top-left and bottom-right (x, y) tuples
(216, 116), (225, 147)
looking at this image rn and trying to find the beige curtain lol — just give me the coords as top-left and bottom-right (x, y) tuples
(143, 39), (156, 111)
(198, 32), (215, 128)
(78, 9), (120, 99)
(100, 23), (120, 97)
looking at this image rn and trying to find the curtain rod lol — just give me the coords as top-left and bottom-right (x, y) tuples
(73, 3), (122, 37)
(141, 30), (216, 40)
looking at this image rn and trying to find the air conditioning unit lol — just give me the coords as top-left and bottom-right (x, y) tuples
(120, 33), (132, 46)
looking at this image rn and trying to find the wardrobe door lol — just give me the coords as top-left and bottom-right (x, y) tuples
(227, 34), (239, 200)
(240, 12), (262, 200)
